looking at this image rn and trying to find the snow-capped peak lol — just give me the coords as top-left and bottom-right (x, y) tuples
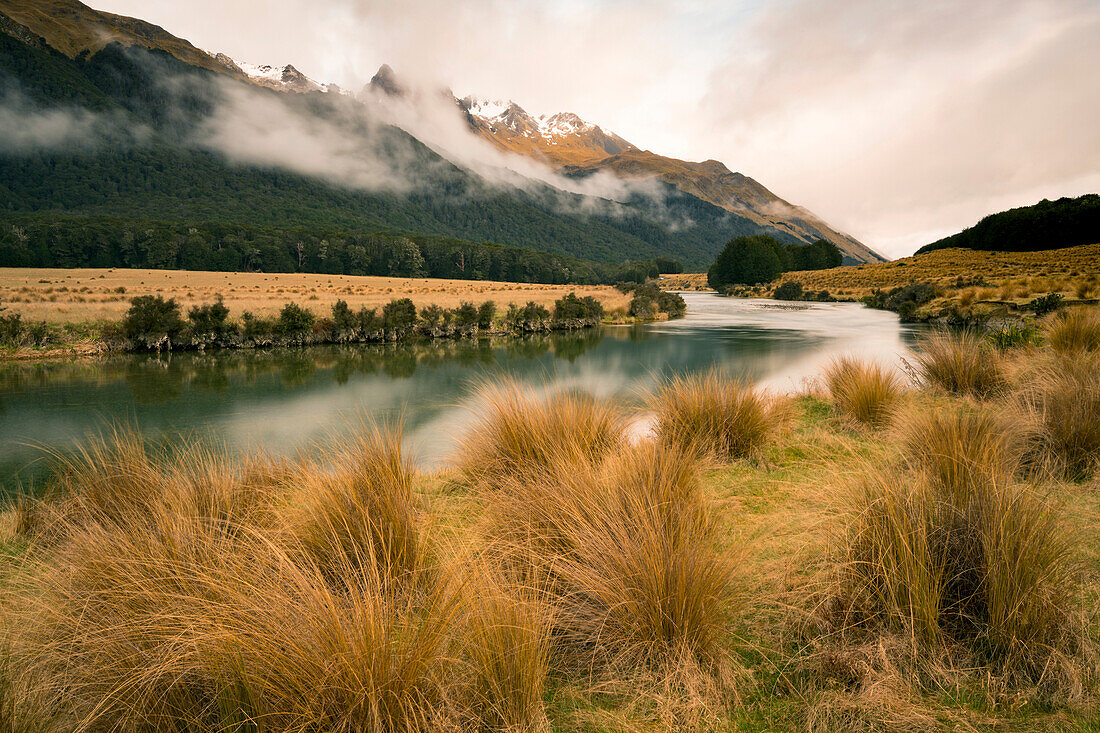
(463, 97), (606, 141)
(205, 51), (346, 95)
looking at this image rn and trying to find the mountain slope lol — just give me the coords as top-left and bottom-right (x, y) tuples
(0, 0), (241, 77)
(0, 29), (760, 269)
(1, 0), (881, 271)
(449, 86), (884, 264)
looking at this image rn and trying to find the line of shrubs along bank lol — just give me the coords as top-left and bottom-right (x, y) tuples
(1, 285), (685, 353)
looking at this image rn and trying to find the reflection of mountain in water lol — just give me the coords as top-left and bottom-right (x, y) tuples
(0, 294), (923, 494)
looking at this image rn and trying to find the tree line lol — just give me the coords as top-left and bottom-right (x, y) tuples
(707, 235), (843, 289)
(0, 217), (673, 285)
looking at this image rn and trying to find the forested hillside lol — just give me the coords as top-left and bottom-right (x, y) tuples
(0, 29), (773, 272)
(916, 194), (1100, 254)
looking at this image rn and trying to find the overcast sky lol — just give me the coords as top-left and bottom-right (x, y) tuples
(95, 0), (1100, 258)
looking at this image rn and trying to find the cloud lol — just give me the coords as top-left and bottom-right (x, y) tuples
(193, 81), (433, 193)
(0, 85), (144, 152)
(693, 0), (1100, 257)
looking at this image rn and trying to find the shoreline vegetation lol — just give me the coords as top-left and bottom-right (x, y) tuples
(2, 316), (1099, 730)
(667, 241), (1100, 326)
(0, 278), (686, 359)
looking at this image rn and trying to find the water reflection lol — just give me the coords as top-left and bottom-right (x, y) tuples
(0, 294), (922, 494)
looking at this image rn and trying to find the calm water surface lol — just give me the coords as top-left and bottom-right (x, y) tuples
(0, 294), (921, 493)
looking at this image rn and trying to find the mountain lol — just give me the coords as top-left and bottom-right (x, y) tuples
(914, 194), (1100, 255)
(0, 0), (885, 273)
(0, 0), (241, 77)
(451, 90), (882, 264)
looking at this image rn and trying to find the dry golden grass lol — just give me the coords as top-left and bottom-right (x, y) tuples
(1046, 307), (1100, 354)
(651, 371), (780, 462)
(667, 244), (1100, 310)
(822, 357), (904, 427)
(4, 339), (1100, 730)
(910, 330), (1006, 399)
(0, 267), (630, 324)
(785, 243), (1100, 300)
(456, 381), (624, 488)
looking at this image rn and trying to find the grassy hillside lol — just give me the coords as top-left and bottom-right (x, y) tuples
(781, 242), (1100, 300)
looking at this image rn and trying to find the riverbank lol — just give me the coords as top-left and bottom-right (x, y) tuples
(0, 271), (683, 361)
(2, 317), (1098, 730)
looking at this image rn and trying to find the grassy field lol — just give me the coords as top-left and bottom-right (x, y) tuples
(2, 312), (1099, 731)
(663, 243), (1100, 305)
(0, 268), (631, 323)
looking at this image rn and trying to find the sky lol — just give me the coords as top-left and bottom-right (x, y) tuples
(92, 0), (1100, 258)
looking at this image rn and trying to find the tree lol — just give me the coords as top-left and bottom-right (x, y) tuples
(708, 235), (784, 289)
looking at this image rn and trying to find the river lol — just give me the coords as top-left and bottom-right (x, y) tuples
(0, 293), (922, 495)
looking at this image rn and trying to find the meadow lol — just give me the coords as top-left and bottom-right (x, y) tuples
(665, 243), (1100, 307)
(1, 306), (1099, 731)
(0, 268), (631, 324)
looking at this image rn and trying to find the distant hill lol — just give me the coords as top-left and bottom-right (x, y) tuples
(916, 194), (1100, 255)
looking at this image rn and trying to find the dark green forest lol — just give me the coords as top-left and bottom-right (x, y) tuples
(0, 30), (792, 274)
(916, 194), (1100, 254)
(707, 235), (843, 289)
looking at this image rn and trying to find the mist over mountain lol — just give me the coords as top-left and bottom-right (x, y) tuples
(0, 0), (886, 272)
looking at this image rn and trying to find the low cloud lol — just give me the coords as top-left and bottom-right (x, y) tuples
(0, 85), (145, 152)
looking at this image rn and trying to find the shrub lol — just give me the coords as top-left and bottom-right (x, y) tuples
(656, 290), (687, 318)
(275, 302), (315, 340)
(382, 298), (417, 339)
(987, 322), (1041, 349)
(483, 441), (738, 679)
(121, 295), (185, 350)
(240, 311), (275, 342)
(823, 357), (903, 427)
(911, 331), (1005, 398)
(187, 297), (233, 342)
(503, 302), (550, 332)
(651, 371), (777, 461)
(552, 292), (602, 325)
(1028, 292), (1064, 316)
(629, 293), (657, 320)
(477, 301), (496, 330)
(1018, 354), (1100, 479)
(864, 282), (938, 321)
(330, 299), (356, 340)
(452, 301), (479, 334)
(1045, 307), (1100, 354)
(456, 382), (622, 487)
(419, 304), (447, 335)
(773, 281), (804, 301)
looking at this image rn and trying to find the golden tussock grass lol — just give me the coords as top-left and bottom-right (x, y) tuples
(819, 404), (1090, 699)
(456, 381), (624, 487)
(910, 330), (1006, 399)
(823, 357), (905, 427)
(1016, 352), (1100, 480)
(651, 370), (780, 462)
(1046, 307), (1100, 354)
(4, 332), (1100, 729)
(480, 440), (742, 710)
(3, 427), (559, 732)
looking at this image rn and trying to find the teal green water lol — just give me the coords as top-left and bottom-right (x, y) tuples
(0, 294), (922, 494)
